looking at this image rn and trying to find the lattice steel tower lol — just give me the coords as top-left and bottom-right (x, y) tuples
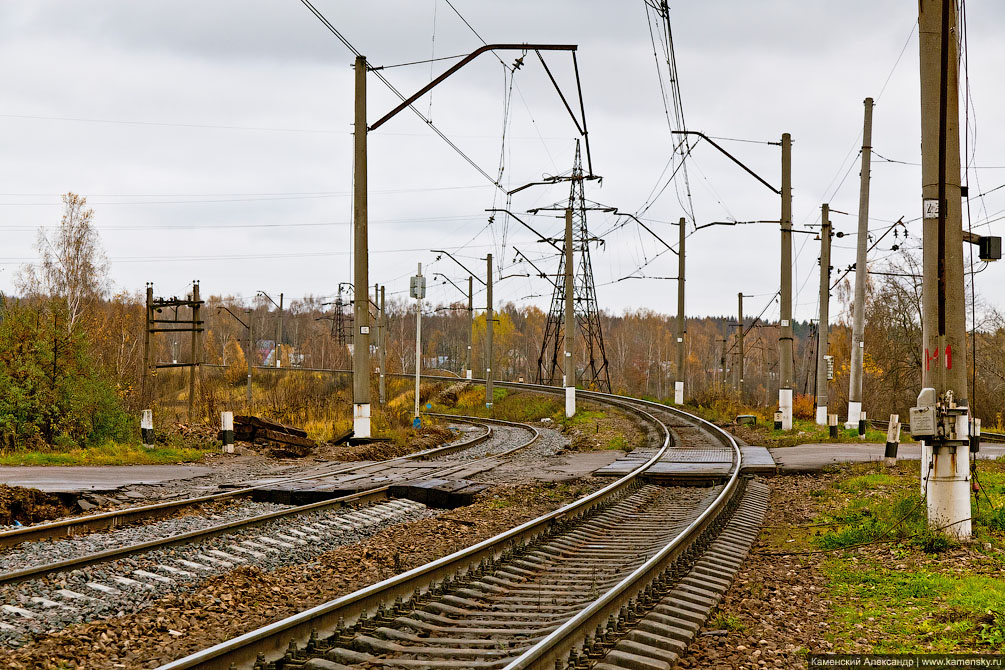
(537, 141), (611, 392)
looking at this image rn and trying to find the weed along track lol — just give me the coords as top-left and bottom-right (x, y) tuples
(155, 382), (769, 670)
(0, 417), (540, 643)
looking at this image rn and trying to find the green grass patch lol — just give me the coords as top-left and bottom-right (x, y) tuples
(0, 442), (215, 466)
(824, 557), (1005, 652)
(433, 387), (564, 424)
(709, 612), (747, 632)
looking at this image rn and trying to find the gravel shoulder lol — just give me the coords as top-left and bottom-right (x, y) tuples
(678, 473), (835, 669)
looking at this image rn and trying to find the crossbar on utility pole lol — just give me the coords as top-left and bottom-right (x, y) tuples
(486, 210), (563, 253)
(369, 44), (577, 132)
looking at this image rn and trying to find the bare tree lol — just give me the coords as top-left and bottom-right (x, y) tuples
(19, 193), (109, 333)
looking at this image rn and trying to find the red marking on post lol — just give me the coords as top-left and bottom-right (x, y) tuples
(925, 347), (940, 372)
(945, 345), (952, 369)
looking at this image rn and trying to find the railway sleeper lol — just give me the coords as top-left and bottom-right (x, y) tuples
(396, 613), (564, 636)
(376, 625), (548, 649)
(589, 481), (768, 670)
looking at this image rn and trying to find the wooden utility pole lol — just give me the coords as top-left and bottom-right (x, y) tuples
(564, 208), (576, 418)
(816, 205), (832, 426)
(378, 285), (387, 404)
(735, 292), (744, 395)
(718, 336), (727, 387)
(352, 54), (372, 437)
(143, 283), (153, 406)
(466, 276), (474, 380)
(245, 310), (253, 409)
(778, 132), (794, 430)
(675, 216), (686, 404)
(847, 97), (874, 427)
(919, 0), (970, 538)
(485, 253), (494, 407)
(188, 281), (200, 420)
(276, 292), (284, 368)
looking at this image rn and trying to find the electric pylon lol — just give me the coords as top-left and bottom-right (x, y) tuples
(537, 141), (612, 392)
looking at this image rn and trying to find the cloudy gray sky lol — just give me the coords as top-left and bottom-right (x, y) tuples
(1, 1), (1002, 324)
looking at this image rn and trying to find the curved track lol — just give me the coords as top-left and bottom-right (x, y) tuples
(0, 417), (540, 640)
(156, 382), (764, 670)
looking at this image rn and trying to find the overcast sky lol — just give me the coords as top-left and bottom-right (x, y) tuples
(1, 1), (1002, 324)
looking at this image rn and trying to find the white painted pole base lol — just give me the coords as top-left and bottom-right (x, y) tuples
(141, 409), (154, 449)
(815, 405), (827, 427)
(466, 369), (472, 380)
(353, 403), (371, 438)
(565, 386), (576, 418)
(926, 442), (972, 540)
(778, 388), (793, 430)
(221, 411), (234, 454)
(674, 381), (684, 405)
(845, 401), (862, 429)
(920, 440), (931, 496)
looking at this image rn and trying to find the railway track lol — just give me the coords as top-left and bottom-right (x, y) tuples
(0, 418), (493, 551)
(157, 384), (768, 670)
(0, 417), (540, 642)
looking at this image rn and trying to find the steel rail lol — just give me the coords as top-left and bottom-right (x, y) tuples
(421, 412), (539, 458)
(0, 418), (536, 586)
(502, 388), (742, 669)
(155, 399), (674, 670)
(0, 417), (492, 549)
(0, 487), (389, 586)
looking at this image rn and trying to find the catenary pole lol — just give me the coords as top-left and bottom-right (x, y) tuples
(379, 285), (387, 404)
(816, 204), (832, 425)
(675, 217), (686, 404)
(847, 97), (874, 427)
(564, 208), (576, 417)
(778, 133), (794, 430)
(466, 276), (474, 380)
(352, 55), (372, 437)
(414, 264), (422, 425)
(485, 254), (494, 407)
(736, 292), (744, 396)
(919, 0), (970, 538)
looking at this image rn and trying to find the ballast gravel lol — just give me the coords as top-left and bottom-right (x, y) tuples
(0, 500), (290, 574)
(431, 423), (539, 461)
(0, 498), (435, 645)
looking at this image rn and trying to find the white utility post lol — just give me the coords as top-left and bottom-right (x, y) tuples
(411, 263), (425, 428)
